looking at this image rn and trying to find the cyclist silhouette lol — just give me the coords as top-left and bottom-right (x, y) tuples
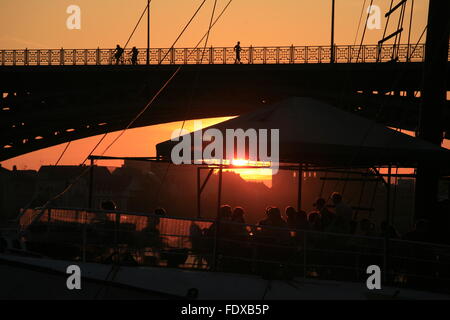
(114, 44), (124, 65)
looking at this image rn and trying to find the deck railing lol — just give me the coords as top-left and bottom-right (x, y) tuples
(17, 207), (450, 293)
(0, 43), (434, 66)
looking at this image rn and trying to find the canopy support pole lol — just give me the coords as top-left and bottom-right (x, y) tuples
(297, 163), (303, 211)
(88, 158), (94, 209)
(197, 168), (214, 218)
(212, 163), (223, 271)
(197, 167), (200, 218)
(383, 164), (392, 284)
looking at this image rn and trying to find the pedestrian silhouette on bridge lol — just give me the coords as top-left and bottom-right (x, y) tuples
(131, 47), (139, 65)
(234, 41), (242, 64)
(114, 44), (124, 65)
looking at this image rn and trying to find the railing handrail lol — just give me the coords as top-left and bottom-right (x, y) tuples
(23, 206), (450, 250)
(0, 43), (424, 51)
(0, 43), (434, 67)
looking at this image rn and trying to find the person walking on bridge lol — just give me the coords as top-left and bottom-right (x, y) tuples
(114, 44), (124, 65)
(234, 41), (242, 64)
(131, 47), (139, 65)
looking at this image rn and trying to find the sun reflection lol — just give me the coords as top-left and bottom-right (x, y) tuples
(207, 158), (274, 187)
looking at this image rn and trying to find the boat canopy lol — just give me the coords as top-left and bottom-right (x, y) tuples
(156, 97), (450, 169)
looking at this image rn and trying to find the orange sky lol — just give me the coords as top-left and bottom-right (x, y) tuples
(1, 0), (446, 179)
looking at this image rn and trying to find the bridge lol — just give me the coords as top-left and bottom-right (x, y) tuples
(0, 44), (428, 66)
(0, 43), (449, 161)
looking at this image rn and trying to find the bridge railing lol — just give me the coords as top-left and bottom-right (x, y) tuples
(0, 44), (432, 66)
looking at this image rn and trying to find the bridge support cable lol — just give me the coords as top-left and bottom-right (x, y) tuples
(353, 0), (367, 46)
(406, 0), (414, 61)
(101, 0), (232, 157)
(356, 0), (374, 63)
(377, 0), (409, 62)
(377, 0), (394, 62)
(158, 0), (208, 64)
(123, 1), (151, 50)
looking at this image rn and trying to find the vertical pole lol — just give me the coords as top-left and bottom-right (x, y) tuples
(197, 167), (201, 218)
(330, 0), (335, 63)
(303, 231), (307, 279)
(297, 164), (303, 212)
(212, 164), (223, 271)
(415, 0), (449, 222)
(406, 0), (414, 61)
(88, 158), (94, 209)
(384, 165), (391, 284)
(146, 0), (150, 65)
(46, 208), (51, 240)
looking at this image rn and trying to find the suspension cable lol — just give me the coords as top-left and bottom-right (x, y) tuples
(356, 0), (374, 62)
(123, 1), (151, 50)
(353, 0), (368, 46)
(158, 0), (208, 64)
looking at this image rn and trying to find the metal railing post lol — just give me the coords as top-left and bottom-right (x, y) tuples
(212, 163), (223, 271)
(96, 47), (100, 65)
(303, 231), (307, 278)
(115, 213), (120, 259)
(88, 158), (94, 208)
(290, 45), (294, 64)
(81, 211), (87, 262)
(60, 48), (64, 65)
(46, 208), (51, 239)
(24, 48), (28, 66)
(210, 46), (213, 64)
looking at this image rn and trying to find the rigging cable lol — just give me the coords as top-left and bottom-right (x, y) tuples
(51, 2), (151, 168)
(54, 141), (71, 166)
(26, 0), (234, 217)
(155, 0), (219, 204)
